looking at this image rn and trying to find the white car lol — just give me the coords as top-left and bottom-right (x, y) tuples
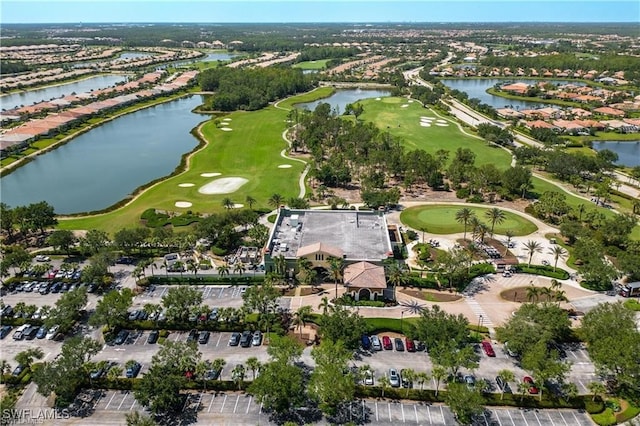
(388, 368), (400, 387)
(45, 325), (59, 340)
(364, 370), (374, 386)
(35, 255), (50, 262)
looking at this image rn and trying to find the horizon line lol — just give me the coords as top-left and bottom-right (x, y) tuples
(3, 20), (638, 24)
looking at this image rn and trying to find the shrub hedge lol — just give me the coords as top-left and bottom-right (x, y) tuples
(147, 275), (264, 285)
(513, 264), (570, 280)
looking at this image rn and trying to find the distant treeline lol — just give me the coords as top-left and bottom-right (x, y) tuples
(298, 47), (358, 62)
(0, 60), (32, 75)
(199, 66), (315, 111)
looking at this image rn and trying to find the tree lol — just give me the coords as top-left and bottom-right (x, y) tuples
(222, 197), (234, 209)
(212, 358), (226, 379)
(524, 240), (543, 267)
(588, 381), (606, 402)
(521, 339), (570, 400)
(45, 286), (88, 332)
(89, 288), (134, 330)
(445, 382), (484, 425)
(125, 411), (158, 426)
(485, 208), (506, 237)
(548, 246), (567, 272)
(268, 193), (284, 210)
(15, 348), (44, 369)
(232, 364), (246, 390)
(309, 340), (356, 415)
(432, 365), (447, 397)
(416, 372), (430, 391)
(246, 357), (261, 381)
(378, 375), (390, 398)
(497, 369), (515, 400)
(318, 304), (366, 350)
(385, 262), (409, 301)
(293, 305), (313, 337)
(161, 286), (203, 323)
(26, 201), (57, 235)
(580, 302), (640, 393)
(326, 255), (345, 300)
(526, 286), (540, 303)
(401, 368), (416, 396)
(242, 281), (280, 316)
(245, 195), (257, 210)
(517, 380), (530, 402)
(455, 208), (475, 241)
(47, 230), (76, 256)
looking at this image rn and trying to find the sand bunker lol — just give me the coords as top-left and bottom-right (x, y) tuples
(220, 127), (233, 131)
(175, 201), (193, 208)
(420, 122), (431, 127)
(375, 97), (381, 101)
(198, 177), (248, 194)
(436, 119), (447, 123)
(401, 104), (409, 108)
(421, 116), (434, 120)
(436, 123), (449, 127)
(233, 204), (244, 209)
(278, 164), (292, 169)
(200, 172), (221, 177)
(178, 183), (195, 187)
(222, 118), (232, 121)
(408, 100), (414, 103)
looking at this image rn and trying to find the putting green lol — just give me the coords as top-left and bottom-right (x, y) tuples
(400, 205), (538, 236)
(292, 59), (330, 70)
(359, 97), (512, 169)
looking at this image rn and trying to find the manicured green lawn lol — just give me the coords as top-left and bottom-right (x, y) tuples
(292, 59), (330, 70)
(400, 204), (538, 236)
(359, 97), (513, 169)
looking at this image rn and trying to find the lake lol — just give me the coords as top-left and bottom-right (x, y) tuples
(0, 74), (127, 111)
(296, 88), (392, 114)
(0, 96), (206, 214)
(442, 79), (583, 110)
(592, 141), (640, 167)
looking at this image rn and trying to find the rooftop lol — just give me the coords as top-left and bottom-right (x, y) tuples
(268, 209), (393, 263)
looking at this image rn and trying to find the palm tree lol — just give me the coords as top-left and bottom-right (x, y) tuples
(554, 290), (568, 306)
(497, 369), (515, 400)
(549, 279), (562, 292)
(217, 263), (230, 278)
(318, 296), (330, 315)
(526, 286), (540, 303)
(588, 381), (606, 402)
(0, 360), (12, 377)
(231, 364), (246, 390)
(473, 222), (489, 244)
(327, 256), (345, 300)
(246, 357), (261, 381)
(539, 286), (554, 303)
(15, 348), (43, 370)
(416, 372), (430, 391)
(378, 375), (390, 398)
(455, 208), (475, 241)
(245, 195), (256, 210)
(222, 198), (234, 209)
(517, 380), (530, 402)
(504, 230), (515, 256)
(548, 246), (567, 272)
(293, 305), (313, 337)
(268, 193), (284, 211)
(161, 259), (169, 277)
(432, 366), (446, 397)
(386, 262), (409, 301)
(485, 207), (507, 237)
(402, 368), (416, 396)
(106, 365), (123, 381)
(233, 263), (246, 276)
(524, 240), (542, 267)
(212, 358), (226, 380)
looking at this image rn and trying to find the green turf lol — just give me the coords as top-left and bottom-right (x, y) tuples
(400, 204), (538, 236)
(292, 59), (330, 70)
(358, 97), (513, 169)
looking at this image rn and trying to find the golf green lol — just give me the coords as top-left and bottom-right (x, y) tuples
(400, 205), (538, 236)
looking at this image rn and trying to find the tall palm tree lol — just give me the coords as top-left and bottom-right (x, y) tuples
(268, 193), (284, 211)
(416, 372), (430, 391)
(246, 357), (261, 381)
(293, 305), (313, 337)
(504, 229), (515, 256)
(274, 254), (287, 278)
(554, 290), (568, 306)
(222, 198), (234, 210)
(526, 286), (540, 303)
(318, 296), (330, 315)
(233, 263), (246, 276)
(245, 195), (256, 210)
(232, 364), (246, 390)
(386, 262), (409, 301)
(402, 368), (416, 397)
(432, 366), (447, 397)
(327, 256), (345, 300)
(472, 222), (489, 244)
(548, 246), (567, 272)
(539, 286), (554, 303)
(217, 263), (230, 278)
(378, 375), (390, 398)
(455, 208), (475, 241)
(485, 207), (507, 237)
(549, 279), (562, 292)
(497, 369), (515, 400)
(524, 240), (543, 267)
(518, 381), (530, 402)
(212, 358), (226, 380)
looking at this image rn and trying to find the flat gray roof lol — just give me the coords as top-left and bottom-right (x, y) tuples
(268, 209), (393, 262)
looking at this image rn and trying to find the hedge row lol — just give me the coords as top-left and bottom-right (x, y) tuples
(513, 264), (570, 280)
(147, 275), (265, 285)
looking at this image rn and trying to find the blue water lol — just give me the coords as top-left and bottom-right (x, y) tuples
(592, 141), (640, 167)
(0, 96), (206, 214)
(296, 88), (392, 114)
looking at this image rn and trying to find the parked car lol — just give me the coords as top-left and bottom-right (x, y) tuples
(128, 310), (140, 321)
(126, 362), (142, 378)
(0, 325), (12, 339)
(388, 368), (400, 387)
(370, 335), (382, 351)
(361, 334), (371, 350)
(186, 329), (199, 343)
(503, 341), (518, 358)
(1, 305), (13, 318)
(46, 325), (59, 340)
(39, 283), (51, 295)
(114, 329), (129, 345)
(523, 376), (539, 394)
(24, 326), (40, 340)
(229, 332), (241, 346)
(35, 255), (50, 262)
(481, 341), (496, 357)
(90, 366), (106, 380)
(36, 326), (48, 339)
(12, 364), (25, 377)
(205, 369), (221, 380)
(23, 282), (35, 292)
(209, 308), (219, 321)
(363, 370), (374, 386)
(240, 330), (252, 347)
(198, 331), (211, 344)
(400, 369), (413, 388)
(13, 324), (30, 340)
(394, 337), (405, 352)
(405, 338), (415, 352)
(382, 335), (392, 350)
(464, 375), (476, 389)
(252, 331), (262, 346)
(147, 330), (159, 344)
(415, 340), (426, 352)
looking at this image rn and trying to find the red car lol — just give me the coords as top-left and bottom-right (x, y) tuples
(523, 376), (539, 394)
(382, 335), (392, 350)
(405, 338), (415, 352)
(481, 341), (496, 357)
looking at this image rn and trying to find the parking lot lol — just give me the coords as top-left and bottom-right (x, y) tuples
(76, 389), (594, 425)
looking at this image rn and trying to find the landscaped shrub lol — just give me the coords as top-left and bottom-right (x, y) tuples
(469, 263), (496, 276)
(513, 264), (570, 280)
(585, 397), (606, 414)
(456, 188), (470, 199)
(623, 299), (640, 311)
(334, 295), (387, 308)
(148, 275), (264, 285)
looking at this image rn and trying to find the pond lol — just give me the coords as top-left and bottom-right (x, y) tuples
(0, 96), (206, 214)
(592, 141), (640, 167)
(0, 74), (128, 111)
(442, 78), (584, 110)
(296, 88), (392, 114)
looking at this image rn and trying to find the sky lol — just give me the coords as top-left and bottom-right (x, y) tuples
(1, 0), (638, 24)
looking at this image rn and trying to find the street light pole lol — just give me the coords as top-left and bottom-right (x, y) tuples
(477, 314), (483, 333)
(401, 311), (404, 334)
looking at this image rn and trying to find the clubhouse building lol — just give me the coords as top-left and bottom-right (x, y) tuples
(264, 208), (401, 300)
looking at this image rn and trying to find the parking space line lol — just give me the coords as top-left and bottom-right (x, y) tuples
(117, 392), (128, 410)
(388, 402), (391, 422)
(246, 396), (252, 414)
(218, 287), (224, 298)
(558, 411), (568, 426)
(572, 412), (581, 424)
(130, 399), (137, 411)
(520, 410), (530, 426)
(104, 392), (116, 410)
(259, 401), (263, 414)
(401, 403), (405, 423)
(216, 333), (222, 347)
(220, 394), (227, 412)
(160, 287), (167, 298)
(439, 406), (444, 423)
(482, 412), (489, 426)
(427, 405), (432, 424)
(414, 405), (418, 424)
(196, 394), (202, 411)
(578, 380), (587, 392)
(207, 394), (215, 413)
(493, 410), (502, 426)
(375, 401), (379, 421)
(579, 349), (589, 359)
(569, 351), (578, 359)
(533, 410), (542, 426)
(181, 395), (190, 412)
(506, 409), (516, 425)
(133, 333), (141, 345)
(546, 412), (555, 426)
(233, 394), (240, 413)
